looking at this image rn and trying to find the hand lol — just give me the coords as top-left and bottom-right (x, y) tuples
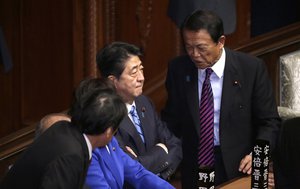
(268, 161), (275, 188)
(125, 146), (137, 158)
(268, 171), (275, 188)
(156, 143), (168, 154)
(239, 154), (252, 174)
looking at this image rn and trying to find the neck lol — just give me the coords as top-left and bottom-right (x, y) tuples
(124, 97), (134, 105)
(214, 48), (223, 64)
(86, 134), (103, 150)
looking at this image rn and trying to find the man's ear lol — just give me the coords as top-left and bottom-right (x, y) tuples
(218, 35), (226, 47)
(104, 127), (113, 138)
(108, 75), (117, 86)
(108, 75), (115, 82)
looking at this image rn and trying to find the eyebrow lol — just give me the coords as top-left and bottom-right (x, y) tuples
(130, 62), (143, 69)
(186, 43), (208, 47)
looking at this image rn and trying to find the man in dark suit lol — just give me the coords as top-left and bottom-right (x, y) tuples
(96, 42), (182, 182)
(161, 10), (281, 188)
(0, 78), (127, 189)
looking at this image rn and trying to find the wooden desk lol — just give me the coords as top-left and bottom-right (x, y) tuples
(216, 176), (251, 189)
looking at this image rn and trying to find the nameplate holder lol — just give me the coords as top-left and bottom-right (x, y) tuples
(251, 139), (270, 189)
(197, 166), (215, 189)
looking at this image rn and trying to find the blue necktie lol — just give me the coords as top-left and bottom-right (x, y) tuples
(198, 68), (214, 167)
(130, 105), (145, 143)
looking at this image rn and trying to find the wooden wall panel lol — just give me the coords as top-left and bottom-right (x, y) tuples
(21, 0), (74, 125)
(0, 0), (22, 137)
(102, 0), (181, 111)
(0, 0), (90, 138)
(226, 0), (251, 48)
(0, 0), (253, 137)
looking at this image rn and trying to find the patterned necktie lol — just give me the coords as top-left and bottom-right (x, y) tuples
(130, 105), (145, 143)
(198, 68), (214, 167)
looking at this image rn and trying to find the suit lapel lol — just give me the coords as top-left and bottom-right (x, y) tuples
(219, 49), (242, 132)
(185, 49), (242, 139)
(122, 116), (146, 153)
(186, 65), (201, 137)
(100, 145), (122, 188)
(135, 99), (152, 150)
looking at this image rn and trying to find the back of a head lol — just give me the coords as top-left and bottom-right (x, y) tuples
(182, 10), (224, 43)
(68, 77), (115, 116)
(70, 78), (127, 135)
(96, 41), (142, 79)
(35, 113), (71, 138)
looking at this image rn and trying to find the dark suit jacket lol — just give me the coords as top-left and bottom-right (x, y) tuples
(161, 48), (281, 188)
(0, 121), (90, 189)
(115, 95), (182, 180)
(274, 117), (300, 189)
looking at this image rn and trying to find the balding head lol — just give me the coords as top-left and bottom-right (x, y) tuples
(35, 113), (71, 138)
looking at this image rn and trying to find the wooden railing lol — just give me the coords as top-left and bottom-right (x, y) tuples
(0, 125), (35, 179)
(1, 22), (300, 179)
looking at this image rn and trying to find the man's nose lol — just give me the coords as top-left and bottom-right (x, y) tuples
(137, 70), (144, 81)
(191, 48), (201, 57)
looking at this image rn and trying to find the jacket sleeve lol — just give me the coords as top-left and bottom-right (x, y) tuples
(117, 139), (175, 189)
(114, 121), (169, 174)
(136, 145), (170, 174)
(251, 58), (281, 152)
(149, 97), (182, 179)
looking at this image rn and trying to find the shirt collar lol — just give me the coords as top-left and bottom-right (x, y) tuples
(106, 145), (110, 154)
(199, 47), (226, 79)
(126, 101), (136, 114)
(83, 133), (92, 160)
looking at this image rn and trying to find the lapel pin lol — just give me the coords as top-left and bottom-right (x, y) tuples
(233, 80), (241, 88)
(186, 75), (191, 82)
(141, 107), (145, 118)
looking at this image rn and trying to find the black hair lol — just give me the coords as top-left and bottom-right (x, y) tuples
(70, 78), (127, 135)
(182, 10), (224, 43)
(96, 41), (142, 79)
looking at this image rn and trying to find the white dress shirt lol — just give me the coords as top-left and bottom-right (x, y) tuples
(83, 134), (92, 160)
(198, 48), (226, 146)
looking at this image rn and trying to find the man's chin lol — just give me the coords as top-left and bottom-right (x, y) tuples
(194, 63), (206, 69)
(134, 90), (143, 97)
(194, 62), (211, 69)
